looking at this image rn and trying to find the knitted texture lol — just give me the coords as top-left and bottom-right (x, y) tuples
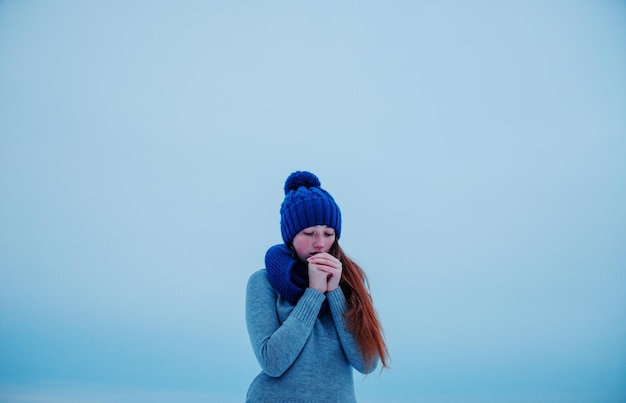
(264, 244), (308, 305)
(245, 270), (377, 402)
(265, 244), (329, 312)
(280, 171), (341, 245)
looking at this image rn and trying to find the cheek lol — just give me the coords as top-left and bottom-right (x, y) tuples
(292, 238), (310, 260)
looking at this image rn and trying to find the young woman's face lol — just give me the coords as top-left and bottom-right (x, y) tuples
(292, 225), (336, 262)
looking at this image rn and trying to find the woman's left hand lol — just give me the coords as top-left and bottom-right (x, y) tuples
(307, 252), (342, 292)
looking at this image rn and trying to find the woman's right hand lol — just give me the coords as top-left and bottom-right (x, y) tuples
(308, 262), (328, 293)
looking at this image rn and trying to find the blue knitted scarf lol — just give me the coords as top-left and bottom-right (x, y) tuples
(265, 244), (329, 312)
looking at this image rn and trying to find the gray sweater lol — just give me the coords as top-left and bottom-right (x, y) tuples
(245, 269), (377, 403)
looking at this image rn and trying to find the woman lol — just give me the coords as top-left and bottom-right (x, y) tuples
(245, 170), (389, 402)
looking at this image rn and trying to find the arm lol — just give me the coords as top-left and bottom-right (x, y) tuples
(327, 287), (379, 374)
(246, 270), (326, 377)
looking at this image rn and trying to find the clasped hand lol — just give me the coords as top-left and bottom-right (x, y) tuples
(307, 252), (342, 294)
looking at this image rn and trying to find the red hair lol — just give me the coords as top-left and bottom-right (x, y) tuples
(330, 242), (390, 371)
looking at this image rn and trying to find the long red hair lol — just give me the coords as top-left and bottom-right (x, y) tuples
(330, 242), (390, 371)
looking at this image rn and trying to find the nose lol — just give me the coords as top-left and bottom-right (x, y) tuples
(313, 234), (325, 249)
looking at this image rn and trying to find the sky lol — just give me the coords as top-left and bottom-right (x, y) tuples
(1, 1), (625, 402)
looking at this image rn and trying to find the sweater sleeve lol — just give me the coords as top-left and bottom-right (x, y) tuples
(327, 287), (379, 374)
(246, 270), (326, 377)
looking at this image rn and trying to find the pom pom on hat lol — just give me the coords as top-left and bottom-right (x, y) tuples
(284, 171), (321, 194)
(280, 171), (342, 245)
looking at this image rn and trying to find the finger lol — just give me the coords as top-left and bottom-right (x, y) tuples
(308, 255), (341, 267)
(309, 252), (339, 261)
(310, 263), (341, 273)
(311, 266), (341, 278)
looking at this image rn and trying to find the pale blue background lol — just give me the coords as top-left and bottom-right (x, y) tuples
(1, 1), (625, 402)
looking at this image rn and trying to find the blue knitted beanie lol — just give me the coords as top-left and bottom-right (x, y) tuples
(280, 171), (342, 245)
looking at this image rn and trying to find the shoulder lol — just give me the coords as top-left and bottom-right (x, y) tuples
(247, 269), (275, 293)
(248, 268), (269, 283)
(246, 269), (279, 308)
